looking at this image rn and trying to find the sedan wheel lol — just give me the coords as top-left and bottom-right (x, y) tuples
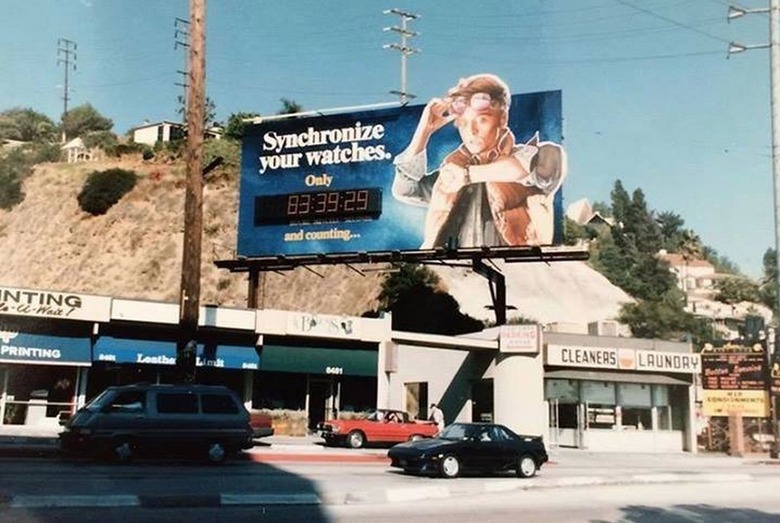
(439, 454), (460, 478)
(347, 430), (365, 449)
(516, 454), (538, 478)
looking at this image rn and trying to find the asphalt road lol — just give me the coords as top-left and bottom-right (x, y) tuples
(0, 449), (777, 514)
(4, 476), (780, 523)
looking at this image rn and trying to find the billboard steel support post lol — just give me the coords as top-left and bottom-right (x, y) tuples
(473, 259), (506, 326)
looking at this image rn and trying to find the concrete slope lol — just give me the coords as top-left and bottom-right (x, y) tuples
(432, 260), (634, 326)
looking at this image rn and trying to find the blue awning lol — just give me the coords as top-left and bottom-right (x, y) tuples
(93, 337), (260, 370)
(0, 332), (91, 366)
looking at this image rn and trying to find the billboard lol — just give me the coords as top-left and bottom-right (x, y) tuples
(237, 74), (566, 259)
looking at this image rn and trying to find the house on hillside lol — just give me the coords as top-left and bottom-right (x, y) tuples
(566, 198), (614, 233)
(1, 138), (27, 152)
(657, 250), (772, 339)
(61, 137), (94, 163)
(130, 121), (185, 146)
(130, 120), (222, 146)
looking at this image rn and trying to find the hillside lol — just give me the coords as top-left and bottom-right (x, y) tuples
(0, 157), (631, 325)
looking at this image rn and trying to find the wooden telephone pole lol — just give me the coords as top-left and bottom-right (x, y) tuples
(177, 0), (205, 380)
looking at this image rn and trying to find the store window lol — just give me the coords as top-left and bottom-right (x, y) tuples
(618, 383), (652, 430)
(653, 385), (672, 430)
(545, 379), (580, 429)
(252, 371), (306, 411)
(581, 381), (616, 429)
(339, 375), (376, 414)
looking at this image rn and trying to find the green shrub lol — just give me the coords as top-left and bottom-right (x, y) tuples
(77, 168), (137, 215)
(0, 148), (32, 209)
(142, 146), (154, 161)
(202, 138), (240, 183)
(109, 142), (144, 158)
(82, 130), (118, 152)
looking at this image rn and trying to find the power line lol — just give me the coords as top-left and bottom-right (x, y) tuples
(383, 8), (420, 104)
(57, 38), (77, 143)
(175, 16), (190, 123)
(612, 0), (732, 44)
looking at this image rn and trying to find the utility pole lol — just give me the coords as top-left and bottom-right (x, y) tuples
(728, 0), (780, 459)
(383, 8), (420, 104)
(174, 17), (190, 123)
(57, 38), (77, 143)
(177, 0), (206, 382)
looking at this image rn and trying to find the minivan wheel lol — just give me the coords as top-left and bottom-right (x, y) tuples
(112, 438), (136, 463)
(207, 442), (227, 463)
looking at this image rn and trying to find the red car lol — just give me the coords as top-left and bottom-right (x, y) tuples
(318, 409), (438, 449)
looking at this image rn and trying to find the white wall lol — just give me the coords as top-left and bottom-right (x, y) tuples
(388, 344), (475, 424)
(133, 126), (159, 146)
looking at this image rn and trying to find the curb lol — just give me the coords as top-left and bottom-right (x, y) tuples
(0, 472), (756, 509)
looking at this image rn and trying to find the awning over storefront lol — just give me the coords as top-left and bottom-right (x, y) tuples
(93, 337), (261, 370)
(544, 369), (692, 386)
(0, 332), (91, 366)
(260, 344), (377, 377)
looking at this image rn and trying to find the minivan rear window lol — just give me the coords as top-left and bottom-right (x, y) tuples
(156, 392), (199, 414)
(202, 394), (239, 414)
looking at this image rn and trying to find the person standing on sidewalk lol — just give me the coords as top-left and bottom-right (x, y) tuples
(429, 403), (445, 433)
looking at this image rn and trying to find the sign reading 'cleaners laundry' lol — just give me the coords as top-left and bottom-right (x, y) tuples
(546, 345), (700, 374)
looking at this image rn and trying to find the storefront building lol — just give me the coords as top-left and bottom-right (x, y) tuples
(0, 285), (698, 453)
(543, 331), (699, 452)
(254, 310), (388, 430)
(0, 287), (111, 427)
(384, 325), (699, 453)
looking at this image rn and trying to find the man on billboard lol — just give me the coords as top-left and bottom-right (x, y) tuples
(392, 73), (566, 249)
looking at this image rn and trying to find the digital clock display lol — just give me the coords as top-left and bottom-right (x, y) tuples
(254, 188), (383, 225)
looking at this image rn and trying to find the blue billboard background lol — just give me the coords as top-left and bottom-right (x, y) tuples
(237, 90), (564, 258)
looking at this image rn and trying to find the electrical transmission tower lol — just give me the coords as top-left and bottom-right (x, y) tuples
(57, 38), (77, 143)
(175, 17), (190, 123)
(383, 8), (420, 104)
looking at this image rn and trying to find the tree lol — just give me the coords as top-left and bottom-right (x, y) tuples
(759, 248), (778, 314)
(176, 95), (217, 128)
(278, 98), (303, 115)
(222, 112), (260, 141)
(714, 276), (760, 305)
(610, 180), (631, 227)
(371, 263), (483, 334)
(62, 104), (113, 139)
(377, 264), (440, 310)
(656, 211), (685, 252)
(0, 108), (58, 143)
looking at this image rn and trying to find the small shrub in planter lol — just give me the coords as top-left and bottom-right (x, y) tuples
(77, 168), (137, 215)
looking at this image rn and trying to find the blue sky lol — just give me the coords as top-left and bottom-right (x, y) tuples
(0, 0), (773, 277)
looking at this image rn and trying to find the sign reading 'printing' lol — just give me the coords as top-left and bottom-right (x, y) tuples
(546, 345), (700, 374)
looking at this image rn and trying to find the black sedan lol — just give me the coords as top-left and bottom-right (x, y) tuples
(387, 422), (548, 479)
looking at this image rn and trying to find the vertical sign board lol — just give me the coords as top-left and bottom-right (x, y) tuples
(700, 346), (769, 417)
(238, 76), (566, 258)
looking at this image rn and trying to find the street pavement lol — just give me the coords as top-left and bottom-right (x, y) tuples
(0, 424), (777, 510)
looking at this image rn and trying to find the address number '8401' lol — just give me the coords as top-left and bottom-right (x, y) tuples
(325, 366), (343, 375)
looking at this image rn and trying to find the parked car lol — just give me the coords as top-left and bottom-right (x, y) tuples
(249, 411), (274, 439)
(387, 422), (548, 479)
(59, 383), (254, 463)
(317, 408), (438, 449)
